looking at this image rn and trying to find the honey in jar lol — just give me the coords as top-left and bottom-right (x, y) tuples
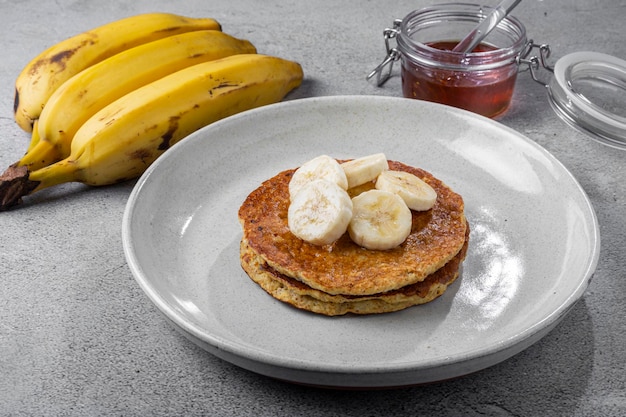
(401, 41), (519, 118)
(384, 3), (528, 118)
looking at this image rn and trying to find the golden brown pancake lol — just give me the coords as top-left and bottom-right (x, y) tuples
(238, 160), (467, 297)
(240, 225), (469, 315)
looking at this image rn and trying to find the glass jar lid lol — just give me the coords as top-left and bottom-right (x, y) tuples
(547, 51), (626, 149)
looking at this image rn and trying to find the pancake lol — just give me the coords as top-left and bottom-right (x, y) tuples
(238, 160), (467, 297)
(240, 224), (469, 316)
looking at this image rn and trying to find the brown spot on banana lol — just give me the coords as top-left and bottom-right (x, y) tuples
(130, 148), (153, 164)
(77, 88), (89, 100)
(34, 35), (97, 74)
(48, 49), (79, 71)
(159, 116), (181, 150)
(207, 82), (241, 98)
(13, 89), (19, 114)
(215, 82), (239, 89)
(154, 25), (184, 34)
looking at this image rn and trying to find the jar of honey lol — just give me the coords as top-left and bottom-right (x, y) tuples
(368, 3), (626, 147)
(369, 3), (528, 118)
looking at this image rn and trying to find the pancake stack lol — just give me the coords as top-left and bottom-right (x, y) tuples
(238, 160), (469, 316)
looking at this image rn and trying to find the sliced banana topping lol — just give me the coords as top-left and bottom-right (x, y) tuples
(376, 170), (437, 211)
(348, 189), (412, 251)
(287, 179), (353, 246)
(287, 154), (433, 250)
(289, 155), (348, 200)
(341, 153), (389, 188)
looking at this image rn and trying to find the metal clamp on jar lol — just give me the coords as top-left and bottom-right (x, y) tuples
(368, 2), (626, 149)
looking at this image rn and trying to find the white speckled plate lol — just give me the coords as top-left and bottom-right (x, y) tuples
(122, 96), (600, 388)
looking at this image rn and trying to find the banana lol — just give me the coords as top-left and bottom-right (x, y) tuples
(348, 189), (412, 251)
(289, 155), (348, 200)
(17, 30), (256, 172)
(375, 170), (437, 211)
(341, 153), (389, 189)
(14, 12), (221, 132)
(0, 54), (303, 209)
(25, 120), (41, 153)
(288, 179), (353, 246)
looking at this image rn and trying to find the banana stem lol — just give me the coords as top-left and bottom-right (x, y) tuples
(0, 164), (39, 211)
(0, 158), (78, 211)
(28, 159), (79, 192)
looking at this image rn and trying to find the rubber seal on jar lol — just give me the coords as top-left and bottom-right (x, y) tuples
(547, 51), (626, 149)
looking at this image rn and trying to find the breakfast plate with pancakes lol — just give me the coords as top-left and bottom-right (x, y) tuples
(123, 95), (600, 388)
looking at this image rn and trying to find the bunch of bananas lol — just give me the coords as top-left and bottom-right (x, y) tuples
(0, 12), (303, 210)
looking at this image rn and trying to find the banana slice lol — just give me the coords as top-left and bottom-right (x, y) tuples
(341, 153), (389, 189)
(289, 155), (348, 200)
(288, 179), (353, 246)
(375, 170), (437, 211)
(348, 189), (412, 251)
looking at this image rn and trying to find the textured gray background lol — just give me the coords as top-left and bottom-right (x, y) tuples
(1, 0), (625, 416)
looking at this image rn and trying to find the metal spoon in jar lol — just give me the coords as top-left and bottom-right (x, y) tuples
(452, 0), (522, 53)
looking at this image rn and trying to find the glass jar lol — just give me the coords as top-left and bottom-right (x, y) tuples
(368, 3), (626, 148)
(372, 3), (528, 118)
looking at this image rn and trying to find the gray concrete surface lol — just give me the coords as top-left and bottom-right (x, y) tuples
(1, 0), (625, 416)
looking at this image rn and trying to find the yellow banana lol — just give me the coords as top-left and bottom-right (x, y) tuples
(25, 120), (41, 153)
(0, 54), (302, 209)
(14, 12), (221, 133)
(17, 30), (256, 172)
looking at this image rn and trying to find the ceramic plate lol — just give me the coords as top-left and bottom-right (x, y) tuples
(122, 96), (600, 388)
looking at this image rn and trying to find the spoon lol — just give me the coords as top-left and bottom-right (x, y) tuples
(452, 0), (522, 53)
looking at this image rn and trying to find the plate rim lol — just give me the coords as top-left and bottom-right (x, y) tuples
(122, 95), (601, 385)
